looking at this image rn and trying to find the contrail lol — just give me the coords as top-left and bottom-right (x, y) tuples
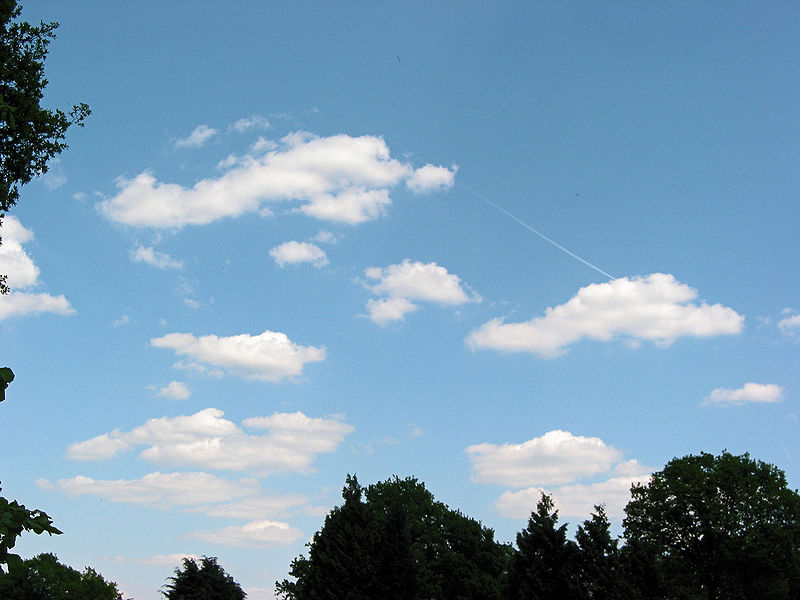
(456, 181), (616, 280)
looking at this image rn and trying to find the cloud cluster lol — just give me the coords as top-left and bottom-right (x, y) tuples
(175, 124), (218, 148)
(364, 259), (480, 325)
(467, 430), (651, 520)
(151, 330), (326, 382)
(270, 241), (328, 268)
(99, 133), (457, 228)
(0, 216), (75, 320)
(67, 407), (354, 476)
(703, 382), (784, 406)
(467, 273), (743, 357)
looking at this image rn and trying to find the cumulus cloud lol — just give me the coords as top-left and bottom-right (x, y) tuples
(156, 381), (191, 401)
(467, 273), (743, 357)
(364, 259), (479, 324)
(703, 382), (784, 406)
(67, 407), (354, 476)
(131, 245), (184, 270)
(37, 471), (258, 509)
(175, 124), (218, 148)
(466, 430), (623, 487)
(151, 330), (326, 382)
(406, 163), (457, 193)
(98, 133), (457, 228)
(494, 460), (652, 520)
(269, 241), (328, 268)
(778, 311), (800, 334)
(185, 519), (303, 548)
(0, 216), (75, 320)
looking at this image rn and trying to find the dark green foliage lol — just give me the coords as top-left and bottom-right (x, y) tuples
(0, 366), (13, 401)
(163, 556), (246, 600)
(504, 493), (581, 600)
(0, 552), (121, 600)
(623, 451), (800, 599)
(0, 484), (61, 572)
(276, 475), (511, 600)
(575, 505), (635, 600)
(0, 0), (90, 293)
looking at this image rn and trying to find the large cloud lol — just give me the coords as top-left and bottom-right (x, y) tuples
(37, 471), (258, 509)
(0, 216), (75, 320)
(494, 460), (652, 520)
(67, 407), (354, 476)
(467, 273), (743, 357)
(364, 259), (480, 325)
(98, 133), (457, 228)
(703, 382), (783, 406)
(466, 430), (623, 487)
(151, 330), (326, 382)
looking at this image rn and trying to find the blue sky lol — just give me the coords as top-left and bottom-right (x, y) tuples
(2, 2), (799, 598)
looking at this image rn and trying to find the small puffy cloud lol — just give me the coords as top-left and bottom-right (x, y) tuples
(269, 241), (328, 268)
(778, 312), (800, 334)
(98, 133), (456, 228)
(467, 273), (743, 357)
(406, 163), (457, 193)
(156, 381), (191, 401)
(185, 519), (303, 548)
(365, 297), (418, 325)
(230, 115), (271, 132)
(151, 330), (326, 382)
(38, 471), (258, 509)
(175, 124), (218, 148)
(703, 382), (784, 406)
(364, 259), (479, 325)
(466, 430), (623, 487)
(495, 460), (652, 520)
(111, 314), (130, 328)
(313, 230), (337, 244)
(0, 216), (75, 320)
(131, 246), (184, 270)
(67, 407), (354, 476)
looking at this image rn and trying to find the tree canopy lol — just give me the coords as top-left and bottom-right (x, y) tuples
(0, 0), (89, 292)
(276, 474), (511, 600)
(163, 556), (245, 600)
(623, 451), (800, 599)
(0, 552), (121, 600)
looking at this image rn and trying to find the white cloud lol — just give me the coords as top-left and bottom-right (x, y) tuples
(495, 460), (652, 520)
(185, 519), (303, 548)
(406, 163), (457, 193)
(778, 312), (800, 334)
(467, 273), (743, 357)
(187, 493), (309, 520)
(466, 430), (623, 487)
(175, 124), (218, 148)
(313, 230), (337, 244)
(104, 554), (201, 567)
(98, 133), (457, 228)
(269, 241), (328, 268)
(703, 382), (784, 406)
(156, 381), (191, 401)
(364, 259), (479, 324)
(111, 314), (130, 328)
(67, 407), (354, 476)
(0, 216), (75, 320)
(151, 330), (326, 382)
(39, 471), (258, 509)
(365, 297), (418, 325)
(131, 245), (184, 270)
(230, 115), (271, 132)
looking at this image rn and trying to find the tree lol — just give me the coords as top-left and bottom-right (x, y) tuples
(623, 451), (800, 599)
(0, 0), (90, 292)
(276, 475), (511, 600)
(504, 493), (581, 600)
(0, 488), (61, 572)
(163, 556), (245, 600)
(0, 552), (121, 599)
(574, 505), (635, 600)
